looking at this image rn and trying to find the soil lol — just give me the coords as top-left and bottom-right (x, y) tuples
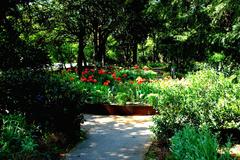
(145, 140), (171, 160)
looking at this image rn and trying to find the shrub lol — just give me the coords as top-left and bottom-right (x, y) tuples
(0, 69), (84, 139)
(152, 69), (240, 140)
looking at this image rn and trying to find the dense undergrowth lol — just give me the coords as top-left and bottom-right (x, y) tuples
(152, 69), (240, 141)
(0, 69), (85, 159)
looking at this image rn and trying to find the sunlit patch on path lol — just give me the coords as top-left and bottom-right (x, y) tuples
(66, 114), (153, 160)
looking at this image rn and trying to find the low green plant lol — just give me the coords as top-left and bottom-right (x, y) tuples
(115, 92), (130, 105)
(170, 125), (233, 160)
(0, 114), (38, 159)
(209, 52), (225, 63)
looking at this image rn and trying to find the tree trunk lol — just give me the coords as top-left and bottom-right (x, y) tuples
(94, 27), (108, 67)
(77, 34), (85, 76)
(132, 42), (138, 64)
(99, 36), (107, 66)
(93, 28), (99, 65)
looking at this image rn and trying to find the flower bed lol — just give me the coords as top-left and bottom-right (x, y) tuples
(66, 65), (158, 85)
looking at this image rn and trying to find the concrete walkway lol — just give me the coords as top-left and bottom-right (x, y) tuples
(66, 114), (153, 160)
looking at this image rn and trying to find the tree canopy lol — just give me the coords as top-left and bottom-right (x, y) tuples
(0, 0), (239, 71)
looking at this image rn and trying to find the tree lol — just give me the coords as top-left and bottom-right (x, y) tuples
(0, 0), (50, 70)
(113, 0), (151, 65)
(87, 0), (125, 66)
(26, 0), (90, 74)
(57, 0), (89, 73)
(146, 0), (212, 70)
(147, 0), (240, 69)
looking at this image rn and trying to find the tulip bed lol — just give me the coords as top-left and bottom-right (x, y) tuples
(66, 65), (158, 85)
(63, 65), (161, 105)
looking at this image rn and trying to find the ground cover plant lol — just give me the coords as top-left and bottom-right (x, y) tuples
(0, 114), (38, 159)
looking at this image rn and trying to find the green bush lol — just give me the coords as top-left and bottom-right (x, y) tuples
(0, 69), (84, 139)
(0, 114), (37, 159)
(0, 70), (89, 158)
(170, 125), (233, 160)
(152, 69), (240, 140)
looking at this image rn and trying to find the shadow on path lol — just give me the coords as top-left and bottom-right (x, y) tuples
(66, 114), (153, 160)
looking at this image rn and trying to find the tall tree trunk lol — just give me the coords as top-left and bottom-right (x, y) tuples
(77, 34), (85, 76)
(99, 36), (107, 66)
(93, 28), (99, 65)
(94, 27), (108, 67)
(132, 42), (138, 64)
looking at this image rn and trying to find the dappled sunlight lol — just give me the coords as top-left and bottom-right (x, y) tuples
(82, 114), (153, 134)
(67, 114), (153, 160)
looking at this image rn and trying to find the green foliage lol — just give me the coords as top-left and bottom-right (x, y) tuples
(0, 69), (84, 139)
(146, 0), (240, 68)
(0, 114), (37, 159)
(209, 52), (226, 63)
(117, 68), (158, 80)
(0, 69), (88, 158)
(152, 69), (240, 140)
(86, 84), (110, 104)
(145, 93), (159, 107)
(170, 125), (233, 160)
(115, 92), (130, 105)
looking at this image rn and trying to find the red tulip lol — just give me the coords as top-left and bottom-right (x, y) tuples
(136, 77), (145, 84)
(112, 72), (116, 78)
(98, 69), (105, 74)
(122, 74), (127, 78)
(134, 65), (139, 69)
(80, 77), (87, 82)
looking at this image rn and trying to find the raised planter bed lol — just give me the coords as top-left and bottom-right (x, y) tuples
(82, 103), (156, 115)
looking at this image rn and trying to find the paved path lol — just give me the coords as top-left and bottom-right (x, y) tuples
(66, 114), (153, 160)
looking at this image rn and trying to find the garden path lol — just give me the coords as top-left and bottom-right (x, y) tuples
(66, 114), (153, 160)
